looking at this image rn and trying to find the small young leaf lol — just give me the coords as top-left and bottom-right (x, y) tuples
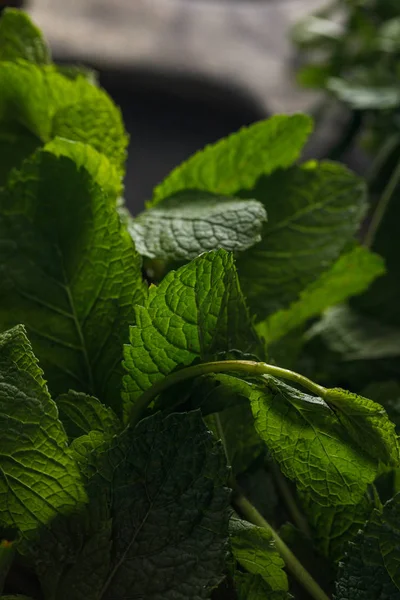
(0, 325), (86, 540)
(152, 114), (313, 204)
(0, 9), (50, 64)
(56, 391), (121, 440)
(237, 161), (367, 319)
(128, 190), (267, 261)
(257, 246), (385, 344)
(123, 249), (258, 417)
(230, 517), (289, 592)
(0, 149), (146, 412)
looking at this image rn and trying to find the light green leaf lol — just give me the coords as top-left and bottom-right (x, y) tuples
(299, 491), (373, 562)
(291, 15), (343, 47)
(335, 495), (400, 600)
(230, 517), (288, 592)
(249, 376), (379, 505)
(237, 161), (367, 319)
(0, 61), (127, 172)
(123, 249), (258, 417)
(0, 9), (50, 64)
(378, 17), (400, 52)
(327, 77), (400, 110)
(307, 305), (400, 361)
(44, 138), (122, 201)
(257, 246), (384, 344)
(56, 391), (121, 441)
(0, 325), (86, 539)
(0, 148), (146, 413)
(0, 540), (15, 594)
(152, 114), (313, 205)
(99, 410), (229, 599)
(128, 190), (267, 261)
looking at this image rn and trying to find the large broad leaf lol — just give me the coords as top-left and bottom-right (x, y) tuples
(236, 161), (367, 319)
(0, 9), (50, 65)
(56, 391), (121, 441)
(0, 325), (86, 540)
(123, 249), (258, 418)
(0, 122), (40, 187)
(335, 494), (400, 600)
(0, 61), (127, 173)
(0, 148), (146, 412)
(308, 305), (400, 361)
(128, 190), (267, 261)
(36, 411), (230, 600)
(257, 246), (385, 344)
(230, 517), (288, 592)
(151, 114), (313, 205)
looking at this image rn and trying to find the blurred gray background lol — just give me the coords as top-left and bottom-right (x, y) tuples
(27, 0), (327, 212)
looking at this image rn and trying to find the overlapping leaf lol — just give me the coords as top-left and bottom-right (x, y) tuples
(0, 325), (86, 540)
(0, 148), (146, 411)
(56, 391), (121, 441)
(0, 8), (50, 64)
(123, 249), (258, 417)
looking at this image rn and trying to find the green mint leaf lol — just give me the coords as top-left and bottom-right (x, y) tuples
(235, 573), (291, 600)
(230, 517), (289, 592)
(128, 190), (267, 261)
(308, 305), (400, 361)
(0, 149), (146, 412)
(249, 376), (379, 505)
(0, 9), (50, 64)
(123, 249), (257, 417)
(44, 138), (122, 202)
(56, 64), (98, 85)
(151, 114), (312, 205)
(0, 540), (15, 594)
(257, 246), (385, 344)
(361, 381), (400, 433)
(100, 410), (229, 599)
(299, 491), (374, 563)
(56, 391), (121, 440)
(0, 62), (127, 172)
(335, 494), (400, 600)
(0, 325), (86, 540)
(0, 122), (40, 186)
(236, 161), (367, 319)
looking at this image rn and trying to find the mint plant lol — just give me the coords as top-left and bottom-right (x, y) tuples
(1, 9), (400, 600)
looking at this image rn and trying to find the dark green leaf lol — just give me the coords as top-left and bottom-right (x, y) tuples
(230, 517), (288, 592)
(0, 149), (146, 412)
(128, 190), (267, 261)
(56, 391), (121, 440)
(362, 381), (400, 432)
(235, 573), (291, 600)
(151, 114), (313, 205)
(0, 9), (50, 64)
(0, 122), (40, 186)
(237, 161), (367, 319)
(257, 246), (384, 344)
(123, 249), (258, 417)
(0, 540), (15, 594)
(0, 325), (86, 540)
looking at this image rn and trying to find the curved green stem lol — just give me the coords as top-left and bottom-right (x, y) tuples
(233, 490), (331, 600)
(129, 360), (327, 426)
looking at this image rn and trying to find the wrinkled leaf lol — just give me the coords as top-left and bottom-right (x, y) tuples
(0, 9), (50, 64)
(152, 114), (312, 204)
(56, 391), (121, 441)
(0, 148), (146, 412)
(235, 573), (291, 600)
(128, 190), (267, 261)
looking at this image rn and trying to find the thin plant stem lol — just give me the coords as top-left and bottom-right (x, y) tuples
(129, 360), (327, 427)
(364, 158), (400, 249)
(366, 134), (400, 187)
(270, 461), (311, 538)
(233, 490), (331, 600)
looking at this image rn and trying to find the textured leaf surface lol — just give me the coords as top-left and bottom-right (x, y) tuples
(237, 161), (367, 319)
(123, 249), (257, 416)
(0, 325), (86, 539)
(308, 305), (400, 361)
(335, 495), (400, 599)
(235, 574), (291, 600)
(362, 381), (400, 433)
(152, 114), (312, 204)
(56, 391), (121, 441)
(257, 246), (385, 344)
(128, 190), (267, 261)
(0, 149), (146, 412)
(0, 9), (50, 64)
(230, 518), (288, 592)
(0, 61), (127, 171)
(249, 376), (379, 505)
(101, 410), (230, 599)
(0, 122), (40, 186)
